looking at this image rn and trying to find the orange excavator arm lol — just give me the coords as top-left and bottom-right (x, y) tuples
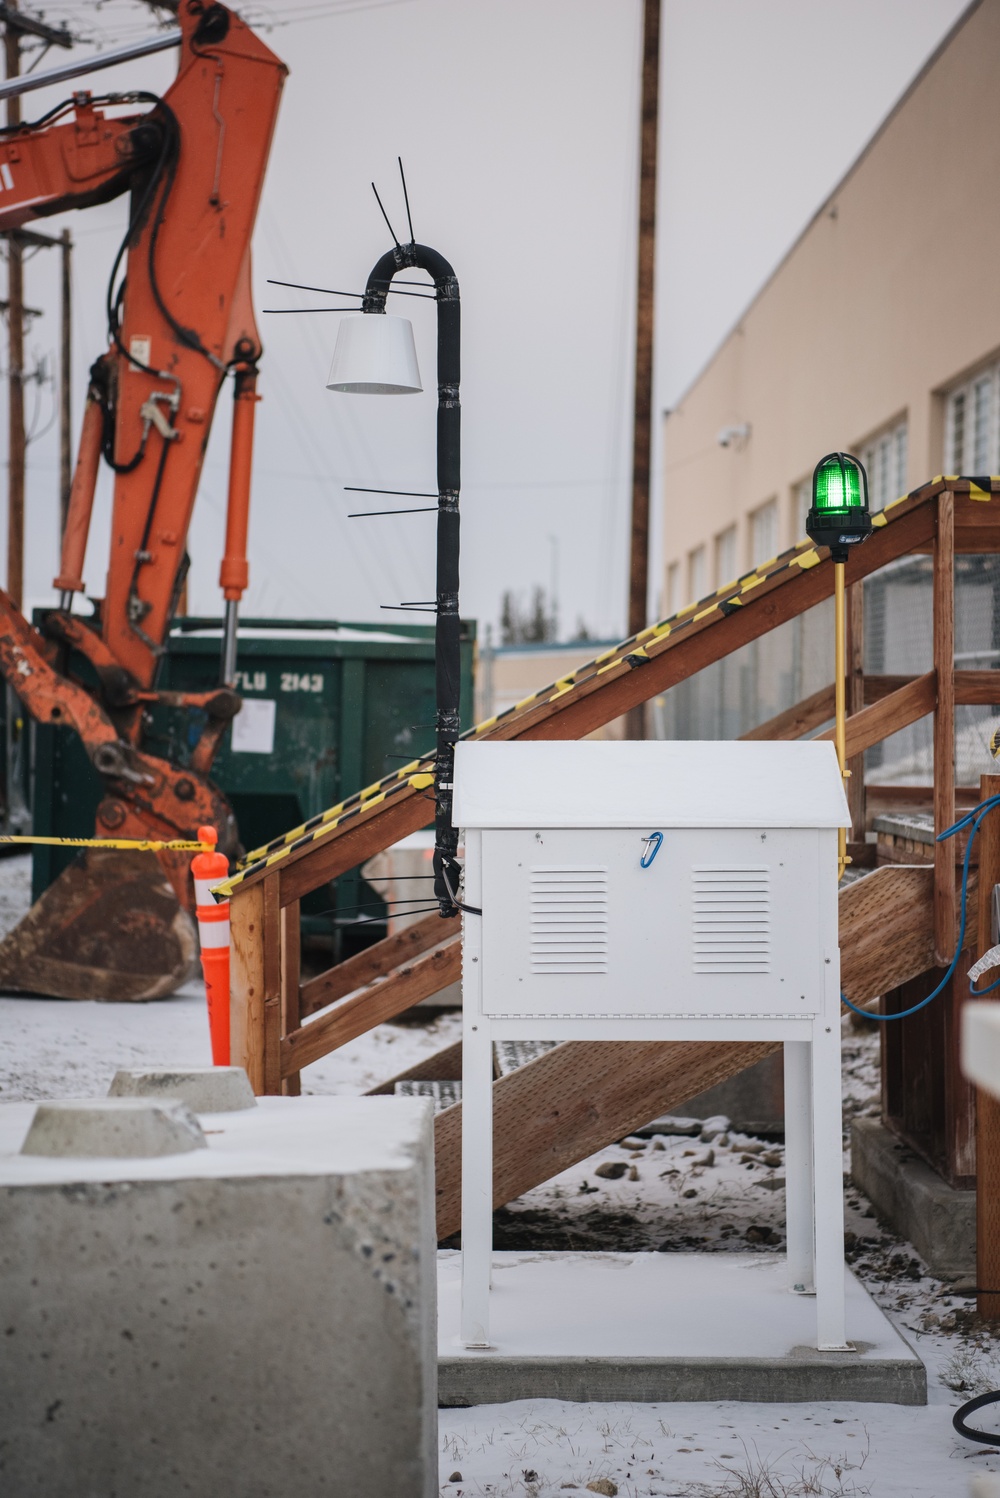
(0, 3), (284, 689)
(0, 4), (288, 1001)
(0, 0), (284, 742)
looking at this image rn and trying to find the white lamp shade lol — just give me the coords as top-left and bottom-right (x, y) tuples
(326, 313), (422, 394)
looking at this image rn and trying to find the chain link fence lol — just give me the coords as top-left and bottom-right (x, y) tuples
(651, 556), (1000, 788)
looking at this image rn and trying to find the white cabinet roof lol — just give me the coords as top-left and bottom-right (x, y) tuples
(453, 740), (850, 829)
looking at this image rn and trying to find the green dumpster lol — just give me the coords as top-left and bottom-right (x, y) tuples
(29, 616), (476, 960)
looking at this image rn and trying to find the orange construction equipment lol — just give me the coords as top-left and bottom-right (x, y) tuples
(0, 4), (287, 999)
(191, 827), (231, 1066)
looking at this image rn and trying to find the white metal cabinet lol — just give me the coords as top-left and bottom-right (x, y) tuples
(454, 739), (850, 1354)
(480, 826), (828, 1019)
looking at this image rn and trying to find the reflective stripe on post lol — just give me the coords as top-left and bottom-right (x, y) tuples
(196, 901), (230, 948)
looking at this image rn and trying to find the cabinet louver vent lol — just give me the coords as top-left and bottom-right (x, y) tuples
(530, 865), (608, 974)
(692, 865), (770, 973)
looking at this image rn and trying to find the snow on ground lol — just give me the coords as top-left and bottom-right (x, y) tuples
(1, 853), (1000, 1494)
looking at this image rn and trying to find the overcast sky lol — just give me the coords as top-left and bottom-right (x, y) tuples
(4, 0), (971, 640)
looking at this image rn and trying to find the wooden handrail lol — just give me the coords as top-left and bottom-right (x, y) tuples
(816, 671), (937, 760)
(955, 669), (1000, 705)
(300, 910), (459, 1019)
(741, 682), (835, 741)
(280, 939), (462, 1077)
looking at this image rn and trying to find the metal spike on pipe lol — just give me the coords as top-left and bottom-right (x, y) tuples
(0, 29), (181, 103)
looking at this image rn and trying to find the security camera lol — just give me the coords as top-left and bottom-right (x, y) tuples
(716, 422), (751, 450)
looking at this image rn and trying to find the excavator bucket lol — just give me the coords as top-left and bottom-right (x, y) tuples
(0, 848), (198, 1002)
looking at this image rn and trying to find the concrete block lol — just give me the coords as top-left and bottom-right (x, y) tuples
(20, 1098), (206, 1157)
(850, 1115), (975, 1280)
(108, 1065), (257, 1113)
(679, 1050), (785, 1134)
(0, 1095), (437, 1498)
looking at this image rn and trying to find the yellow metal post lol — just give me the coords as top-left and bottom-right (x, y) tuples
(834, 559), (850, 879)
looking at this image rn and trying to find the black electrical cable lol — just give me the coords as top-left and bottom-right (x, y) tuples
(0, 87), (187, 387)
(101, 92), (181, 376)
(842, 792), (1000, 1021)
(953, 1390), (1000, 1446)
(100, 89), (226, 375)
(89, 355), (146, 475)
(144, 111), (226, 371)
(440, 861), (481, 917)
(0, 94), (89, 135)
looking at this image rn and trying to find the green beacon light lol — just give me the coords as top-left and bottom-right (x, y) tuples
(805, 452), (872, 562)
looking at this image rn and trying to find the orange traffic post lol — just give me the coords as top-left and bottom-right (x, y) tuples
(191, 826), (231, 1065)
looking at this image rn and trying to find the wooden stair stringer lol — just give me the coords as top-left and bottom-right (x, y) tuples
(432, 1035), (780, 1240)
(431, 861), (949, 1239)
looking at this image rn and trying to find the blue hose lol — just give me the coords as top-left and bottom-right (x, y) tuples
(841, 792), (1000, 1022)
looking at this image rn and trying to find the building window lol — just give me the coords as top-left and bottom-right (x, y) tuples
(861, 418), (908, 513)
(946, 364), (999, 475)
(714, 526), (737, 589)
(666, 561), (680, 617)
(688, 545), (707, 605)
(749, 500), (777, 568)
(794, 477), (811, 540)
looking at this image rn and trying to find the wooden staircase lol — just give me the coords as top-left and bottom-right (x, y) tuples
(224, 477), (1000, 1228)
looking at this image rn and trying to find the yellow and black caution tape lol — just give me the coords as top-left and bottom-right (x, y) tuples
(0, 835), (212, 851)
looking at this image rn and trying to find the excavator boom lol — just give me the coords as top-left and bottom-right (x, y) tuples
(0, 4), (287, 999)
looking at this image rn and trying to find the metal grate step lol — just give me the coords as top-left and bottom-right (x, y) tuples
(394, 1079), (463, 1111)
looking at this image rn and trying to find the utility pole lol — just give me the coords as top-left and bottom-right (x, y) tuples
(0, 1), (71, 832)
(625, 0), (660, 740)
(0, 2), (71, 609)
(5, 0), (24, 615)
(59, 227), (71, 536)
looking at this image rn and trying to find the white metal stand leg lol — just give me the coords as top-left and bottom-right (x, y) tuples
(460, 1014), (494, 1347)
(811, 1019), (848, 1350)
(783, 1039), (814, 1294)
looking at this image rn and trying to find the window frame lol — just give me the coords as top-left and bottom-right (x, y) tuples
(945, 361), (1000, 476)
(748, 498), (778, 570)
(687, 545), (707, 606)
(860, 416), (908, 514)
(714, 525), (737, 590)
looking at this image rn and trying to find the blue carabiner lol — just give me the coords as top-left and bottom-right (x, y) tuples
(640, 831), (663, 868)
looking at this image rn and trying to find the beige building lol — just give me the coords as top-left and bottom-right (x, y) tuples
(477, 637), (626, 739)
(662, 0), (1000, 613)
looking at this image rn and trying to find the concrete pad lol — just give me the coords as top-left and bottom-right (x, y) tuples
(0, 1095), (438, 1498)
(850, 1115), (975, 1280)
(437, 1251), (925, 1406)
(108, 1065), (257, 1112)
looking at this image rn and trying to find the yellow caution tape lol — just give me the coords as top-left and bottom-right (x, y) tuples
(0, 835), (212, 851)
